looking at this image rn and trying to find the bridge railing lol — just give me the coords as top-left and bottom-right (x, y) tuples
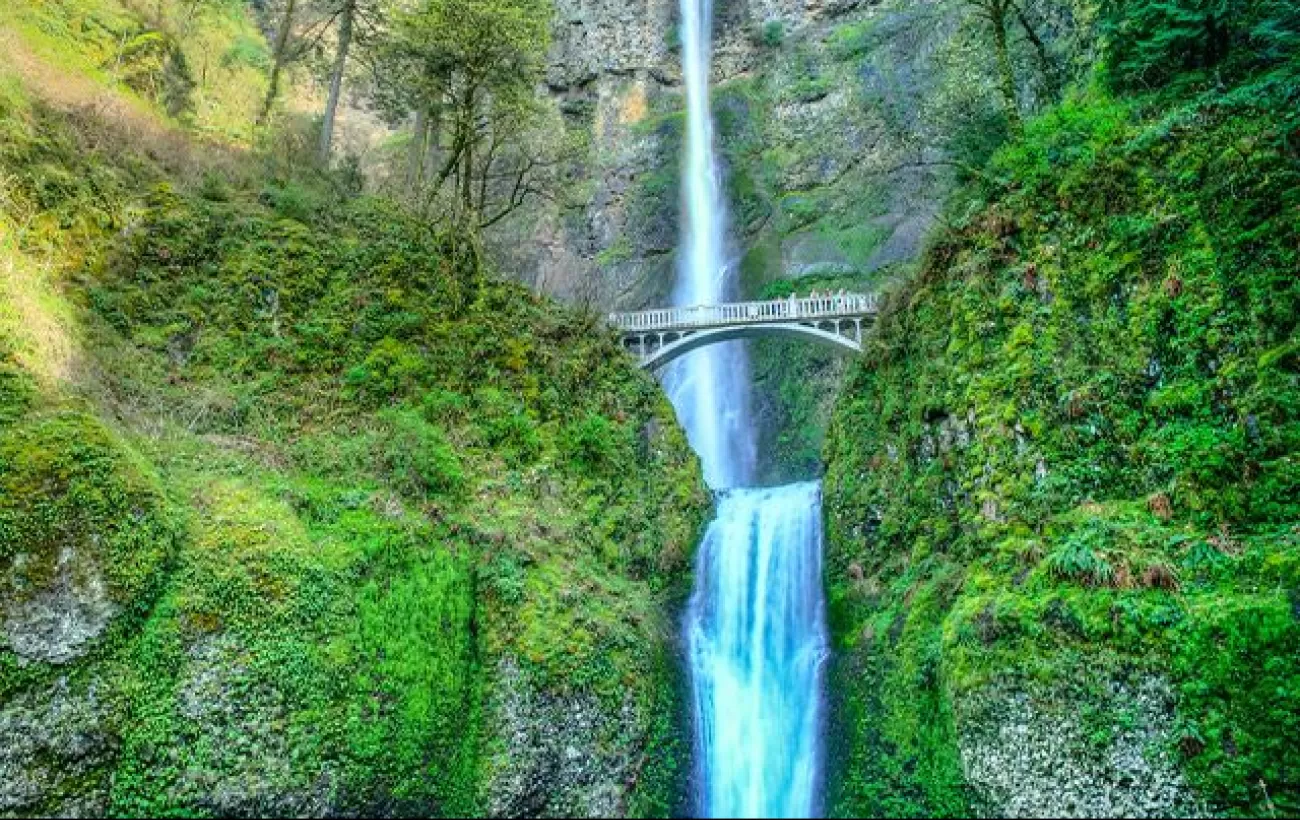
(609, 292), (878, 332)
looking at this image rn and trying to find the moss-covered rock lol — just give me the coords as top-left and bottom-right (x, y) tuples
(0, 410), (180, 683)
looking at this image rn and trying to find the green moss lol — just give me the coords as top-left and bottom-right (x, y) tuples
(827, 560), (972, 818)
(625, 639), (694, 818)
(0, 343), (34, 427)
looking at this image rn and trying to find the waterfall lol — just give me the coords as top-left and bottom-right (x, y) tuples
(668, 0), (830, 817)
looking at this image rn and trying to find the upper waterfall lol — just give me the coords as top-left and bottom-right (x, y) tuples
(665, 0), (756, 490)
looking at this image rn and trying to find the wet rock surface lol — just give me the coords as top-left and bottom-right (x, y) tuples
(505, 0), (956, 307)
(0, 677), (117, 816)
(486, 658), (644, 818)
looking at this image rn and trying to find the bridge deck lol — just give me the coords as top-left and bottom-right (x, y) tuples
(609, 293), (878, 334)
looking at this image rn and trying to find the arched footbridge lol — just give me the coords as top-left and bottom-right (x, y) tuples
(609, 292), (879, 370)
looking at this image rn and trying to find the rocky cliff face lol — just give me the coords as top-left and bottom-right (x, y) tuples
(498, 0), (969, 308)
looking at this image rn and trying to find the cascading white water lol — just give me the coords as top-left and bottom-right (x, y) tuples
(669, 0), (830, 817)
(686, 483), (829, 818)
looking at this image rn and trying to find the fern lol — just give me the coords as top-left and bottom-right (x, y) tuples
(1046, 532), (1117, 586)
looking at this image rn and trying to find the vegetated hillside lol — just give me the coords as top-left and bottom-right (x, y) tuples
(822, 8), (1300, 818)
(0, 9), (708, 817)
(0, 0), (273, 142)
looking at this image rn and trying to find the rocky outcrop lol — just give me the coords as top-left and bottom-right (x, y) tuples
(957, 679), (1203, 818)
(0, 677), (118, 816)
(3, 546), (116, 666)
(486, 658), (644, 817)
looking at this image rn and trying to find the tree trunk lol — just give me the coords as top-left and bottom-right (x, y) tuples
(1012, 2), (1057, 102)
(318, 0), (355, 163)
(408, 107), (429, 187)
(423, 104), (442, 182)
(460, 135), (474, 224)
(991, 2), (1024, 136)
(258, 0), (298, 126)
(458, 90), (476, 224)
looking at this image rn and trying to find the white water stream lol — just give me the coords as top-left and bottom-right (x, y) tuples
(669, 0), (830, 816)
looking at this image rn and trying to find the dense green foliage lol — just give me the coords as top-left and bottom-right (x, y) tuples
(823, 26), (1300, 819)
(1102, 0), (1300, 90)
(372, 0), (559, 227)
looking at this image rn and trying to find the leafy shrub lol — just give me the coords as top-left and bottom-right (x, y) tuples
(344, 338), (428, 403)
(419, 387), (472, 425)
(380, 407), (464, 498)
(258, 181), (322, 223)
(471, 387), (540, 465)
(827, 20), (875, 60)
(196, 171), (232, 202)
(480, 553), (527, 605)
(560, 411), (628, 477)
(221, 34), (270, 71)
(1045, 529), (1117, 587)
(757, 20), (785, 48)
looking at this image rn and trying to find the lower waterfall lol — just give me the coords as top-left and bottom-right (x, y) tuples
(685, 483), (830, 818)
